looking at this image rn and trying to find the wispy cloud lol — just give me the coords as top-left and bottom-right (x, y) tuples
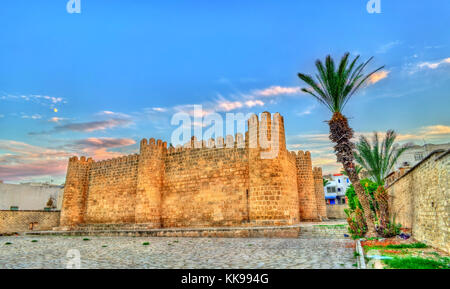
(0, 137), (137, 182)
(0, 94), (65, 107)
(418, 57), (450, 70)
(55, 118), (133, 132)
(30, 118), (133, 135)
(368, 70), (390, 85)
(97, 110), (132, 119)
(286, 124), (450, 174)
(48, 117), (67, 123)
(377, 40), (401, 54)
(151, 107), (167, 112)
(72, 137), (136, 160)
(297, 104), (316, 117)
(215, 99), (265, 112)
(21, 114), (42, 120)
(253, 86), (303, 97)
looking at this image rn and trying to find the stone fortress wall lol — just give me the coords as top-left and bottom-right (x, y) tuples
(387, 149), (449, 253)
(60, 112), (326, 229)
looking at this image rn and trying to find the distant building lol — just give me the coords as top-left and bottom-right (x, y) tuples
(324, 174), (351, 205)
(0, 183), (64, 211)
(392, 143), (450, 171)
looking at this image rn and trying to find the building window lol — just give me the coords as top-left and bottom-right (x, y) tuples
(337, 188), (341, 192)
(10, 206), (19, 211)
(346, 178), (349, 183)
(338, 179), (341, 183)
(414, 152), (424, 161)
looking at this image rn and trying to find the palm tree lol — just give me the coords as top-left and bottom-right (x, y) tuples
(354, 130), (411, 185)
(323, 178), (330, 187)
(298, 52), (384, 236)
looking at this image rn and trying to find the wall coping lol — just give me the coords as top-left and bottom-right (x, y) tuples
(0, 210), (61, 212)
(386, 149), (447, 189)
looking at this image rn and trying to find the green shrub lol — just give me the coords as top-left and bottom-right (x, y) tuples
(5, 242), (12, 245)
(142, 242), (150, 246)
(383, 256), (449, 269)
(82, 238), (90, 241)
(364, 242), (428, 250)
(31, 240), (38, 243)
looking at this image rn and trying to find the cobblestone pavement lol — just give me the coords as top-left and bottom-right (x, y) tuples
(0, 236), (356, 269)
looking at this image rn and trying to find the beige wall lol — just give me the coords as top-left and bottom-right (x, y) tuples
(84, 155), (139, 223)
(326, 204), (348, 219)
(0, 183), (63, 211)
(387, 150), (449, 253)
(0, 210), (60, 233)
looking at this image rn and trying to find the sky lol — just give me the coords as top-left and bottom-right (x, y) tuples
(0, 0), (449, 184)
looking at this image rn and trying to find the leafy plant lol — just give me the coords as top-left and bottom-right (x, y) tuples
(31, 240), (38, 243)
(142, 242), (150, 246)
(82, 238), (90, 241)
(383, 256), (449, 269)
(354, 130), (411, 185)
(323, 178), (330, 187)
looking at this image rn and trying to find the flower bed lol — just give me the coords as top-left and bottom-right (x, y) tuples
(362, 239), (449, 269)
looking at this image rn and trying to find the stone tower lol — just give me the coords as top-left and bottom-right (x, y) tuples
(60, 156), (92, 226)
(295, 151), (319, 221)
(247, 112), (300, 225)
(134, 138), (166, 227)
(313, 167), (327, 220)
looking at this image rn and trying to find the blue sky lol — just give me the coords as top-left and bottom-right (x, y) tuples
(1, 0), (449, 183)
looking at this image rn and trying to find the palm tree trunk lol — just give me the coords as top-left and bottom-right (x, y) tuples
(328, 112), (377, 237)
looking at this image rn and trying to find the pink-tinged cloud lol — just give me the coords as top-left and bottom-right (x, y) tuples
(75, 137), (136, 148)
(217, 101), (244, 111)
(368, 70), (390, 84)
(48, 117), (66, 123)
(0, 159), (68, 181)
(244, 100), (264, 108)
(254, 86), (302, 97)
(0, 138), (137, 181)
(72, 137), (136, 160)
(54, 118), (132, 132)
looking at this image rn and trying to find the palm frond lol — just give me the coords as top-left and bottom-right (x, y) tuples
(298, 53), (385, 113)
(354, 130), (411, 185)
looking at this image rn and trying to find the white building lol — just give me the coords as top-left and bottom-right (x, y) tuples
(0, 182), (64, 211)
(324, 174), (351, 205)
(393, 143), (450, 171)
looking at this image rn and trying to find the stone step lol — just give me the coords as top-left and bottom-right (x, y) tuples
(26, 224), (301, 238)
(298, 224), (349, 239)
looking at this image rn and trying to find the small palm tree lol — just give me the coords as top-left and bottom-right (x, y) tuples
(354, 130), (411, 185)
(323, 178), (330, 187)
(298, 52), (384, 236)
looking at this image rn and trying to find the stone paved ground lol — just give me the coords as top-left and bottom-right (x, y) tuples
(0, 235), (356, 269)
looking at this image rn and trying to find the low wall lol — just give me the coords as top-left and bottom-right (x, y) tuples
(326, 204), (348, 219)
(0, 210), (60, 233)
(27, 225), (300, 238)
(387, 150), (449, 253)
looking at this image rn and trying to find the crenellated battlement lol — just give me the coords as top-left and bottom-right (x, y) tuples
(313, 167), (323, 179)
(60, 112), (326, 229)
(90, 154), (139, 168)
(295, 150), (312, 161)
